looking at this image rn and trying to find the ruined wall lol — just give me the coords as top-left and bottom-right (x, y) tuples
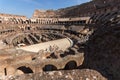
(32, 10), (58, 18)
(83, 10), (120, 79)
(0, 13), (27, 24)
(2, 69), (107, 80)
(55, 0), (120, 17)
(0, 0), (120, 79)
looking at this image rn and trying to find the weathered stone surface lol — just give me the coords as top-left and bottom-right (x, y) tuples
(2, 69), (107, 80)
(83, 25), (120, 80)
(33, 10), (58, 18)
(0, 0), (120, 80)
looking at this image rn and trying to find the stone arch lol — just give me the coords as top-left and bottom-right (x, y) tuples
(19, 18), (24, 24)
(26, 19), (31, 24)
(8, 18), (14, 23)
(5, 64), (34, 76)
(13, 18), (18, 24)
(43, 64), (57, 71)
(17, 18), (22, 24)
(16, 66), (33, 75)
(64, 60), (77, 70)
(25, 26), (31, 30)
(36, 19), (39, 23)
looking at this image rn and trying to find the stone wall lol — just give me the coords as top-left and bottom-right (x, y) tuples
(2, 69), (107, 80)
(0, 13), (27, 24)
(55, 0), (120, 17)
(32, 10), (58, 18)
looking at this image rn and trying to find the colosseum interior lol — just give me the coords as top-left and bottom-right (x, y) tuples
(0, 0), (120, 80)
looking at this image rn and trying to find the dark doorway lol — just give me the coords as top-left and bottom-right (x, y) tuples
(17, 66), (33, 74)
(43, 65), (57, 71)
(64, 61), (77, 70)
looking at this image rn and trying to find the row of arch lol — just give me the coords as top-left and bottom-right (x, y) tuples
(87, 10), (120, 27)
(0, 17), (26, 24)
(0, 17), (89, 25)
(3, 60), (78, 76)
(36, 18), (58, 24)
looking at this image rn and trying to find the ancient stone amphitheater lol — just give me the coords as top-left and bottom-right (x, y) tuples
(0, 0), (120, 80)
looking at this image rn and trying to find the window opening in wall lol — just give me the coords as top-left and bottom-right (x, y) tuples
(4, 68), (7, 76)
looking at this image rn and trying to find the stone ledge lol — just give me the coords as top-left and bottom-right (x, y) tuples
(2, 69), (107, 80)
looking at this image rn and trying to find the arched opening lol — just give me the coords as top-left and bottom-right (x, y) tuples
(64, 61), (77, 70)
(43, 64), (57, 71)
(25, 26), (31, 30)
(26, 20), (31, 24)
(16, 66), (33, 74)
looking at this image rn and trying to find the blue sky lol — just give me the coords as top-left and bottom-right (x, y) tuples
(0, 0), (90, 18)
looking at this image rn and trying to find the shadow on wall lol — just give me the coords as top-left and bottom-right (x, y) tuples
(81, 25), (120, 80)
